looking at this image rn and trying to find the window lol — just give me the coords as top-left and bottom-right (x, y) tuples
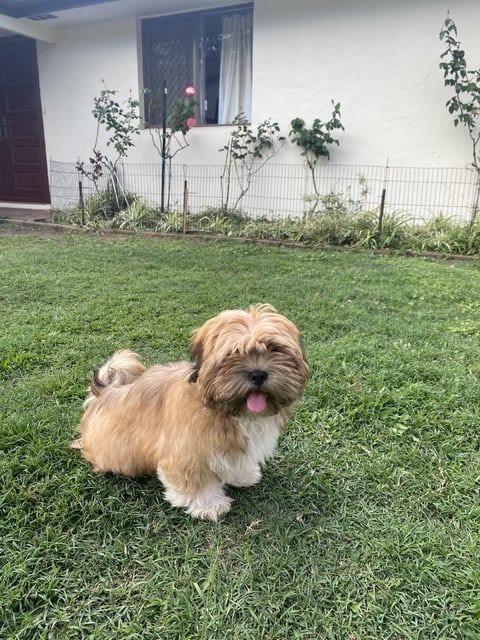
(142, 4), (253, 126)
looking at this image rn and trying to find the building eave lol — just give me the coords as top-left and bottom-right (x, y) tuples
(0, 13), (61, 42)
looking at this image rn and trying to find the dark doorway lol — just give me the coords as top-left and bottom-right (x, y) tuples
(0, 36), (50, 203)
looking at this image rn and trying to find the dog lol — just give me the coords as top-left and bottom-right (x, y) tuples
(71, 304), (309, 521)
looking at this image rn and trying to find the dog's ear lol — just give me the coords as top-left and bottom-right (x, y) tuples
(190, 321), (211, 363)
(190, 314), (223, 362)
(189, 329), (203, 363)
(188, 362), (201, 383)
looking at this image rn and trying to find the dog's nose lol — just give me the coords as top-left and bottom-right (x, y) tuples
(248, 369), (268, 387)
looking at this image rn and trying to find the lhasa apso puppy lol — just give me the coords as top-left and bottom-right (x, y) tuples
(71, 304), (309, 521)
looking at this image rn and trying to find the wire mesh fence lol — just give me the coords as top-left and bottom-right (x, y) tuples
(49, 159), (479, 225)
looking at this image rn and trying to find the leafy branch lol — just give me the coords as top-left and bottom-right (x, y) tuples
(220, 114), (285, 213)
(439, 15), (480, 161)
(289, 102), (344, 212)
(76, 82), (140, 216)
(143, 90), (197, 161)
(439, 14), (480, 223)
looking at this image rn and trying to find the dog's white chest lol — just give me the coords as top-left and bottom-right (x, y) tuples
(240, 414), (282, 463)
(210, 414), (283, 486)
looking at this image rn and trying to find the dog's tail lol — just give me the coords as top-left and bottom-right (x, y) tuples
(70, 350), (147, 451)
(84, 350), (146, 408)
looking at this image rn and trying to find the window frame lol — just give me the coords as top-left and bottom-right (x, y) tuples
(141, 3), (253, 128)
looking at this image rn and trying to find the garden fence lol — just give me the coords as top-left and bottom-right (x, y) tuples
(49, 160), (479, 225)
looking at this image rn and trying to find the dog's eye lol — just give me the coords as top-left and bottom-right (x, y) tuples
(269, 345), (285, 354)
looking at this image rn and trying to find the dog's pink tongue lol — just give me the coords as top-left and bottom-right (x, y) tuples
(247, 392), (267, 413)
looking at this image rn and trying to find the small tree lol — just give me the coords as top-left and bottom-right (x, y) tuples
(143, 89), (196, 160)
(143, 88), (197, 211)
(439, 14), (480, 223)
(220, 114), (285, 213)
(289, 101), (344, 213)
(76, 83), (140, 216)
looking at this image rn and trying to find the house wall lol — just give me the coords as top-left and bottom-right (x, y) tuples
(36, 14), (235, 167)
(37, 18), (140, 164)
(252, 0), (480, 167)
(36, 0), (480, 197)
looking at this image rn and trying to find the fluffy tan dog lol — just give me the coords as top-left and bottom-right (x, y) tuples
(71, 304), (309, 521)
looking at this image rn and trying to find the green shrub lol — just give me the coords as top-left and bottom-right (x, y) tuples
(155, 211), (184, 234)
(112, 199), (155, 230)
(50, 197), (480, 256)
(411, 216), (480, 255)
(86, 185), (137, 221)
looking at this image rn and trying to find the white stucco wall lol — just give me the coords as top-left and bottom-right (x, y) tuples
(37, 18), (140, 164)
(253, 0), (480, 167)
(36, 0), (480, 179)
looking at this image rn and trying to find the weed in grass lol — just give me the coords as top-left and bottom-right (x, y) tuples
(1, 234), (480, 638)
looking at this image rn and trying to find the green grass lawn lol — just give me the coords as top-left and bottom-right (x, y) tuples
(1, 231), (480, 639)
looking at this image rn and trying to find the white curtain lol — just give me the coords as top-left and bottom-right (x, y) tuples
(218, 12), (253, 124)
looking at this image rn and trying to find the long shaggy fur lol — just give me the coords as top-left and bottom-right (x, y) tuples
(71, 304), (309, 520)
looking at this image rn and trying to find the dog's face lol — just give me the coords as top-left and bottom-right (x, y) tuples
(189, 304), (309, 416)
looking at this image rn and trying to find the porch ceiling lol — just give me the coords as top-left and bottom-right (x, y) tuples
(0, 0), (249, 26)
(0, 0), (116, 19)
(0, 0), (248, 41)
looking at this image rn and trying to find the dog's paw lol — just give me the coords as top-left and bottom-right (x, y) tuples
(160, 477), (233, 521)
(188, 496), (233, 521)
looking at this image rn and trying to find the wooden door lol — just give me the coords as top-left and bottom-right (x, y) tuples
(0, 36), (50, 203)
